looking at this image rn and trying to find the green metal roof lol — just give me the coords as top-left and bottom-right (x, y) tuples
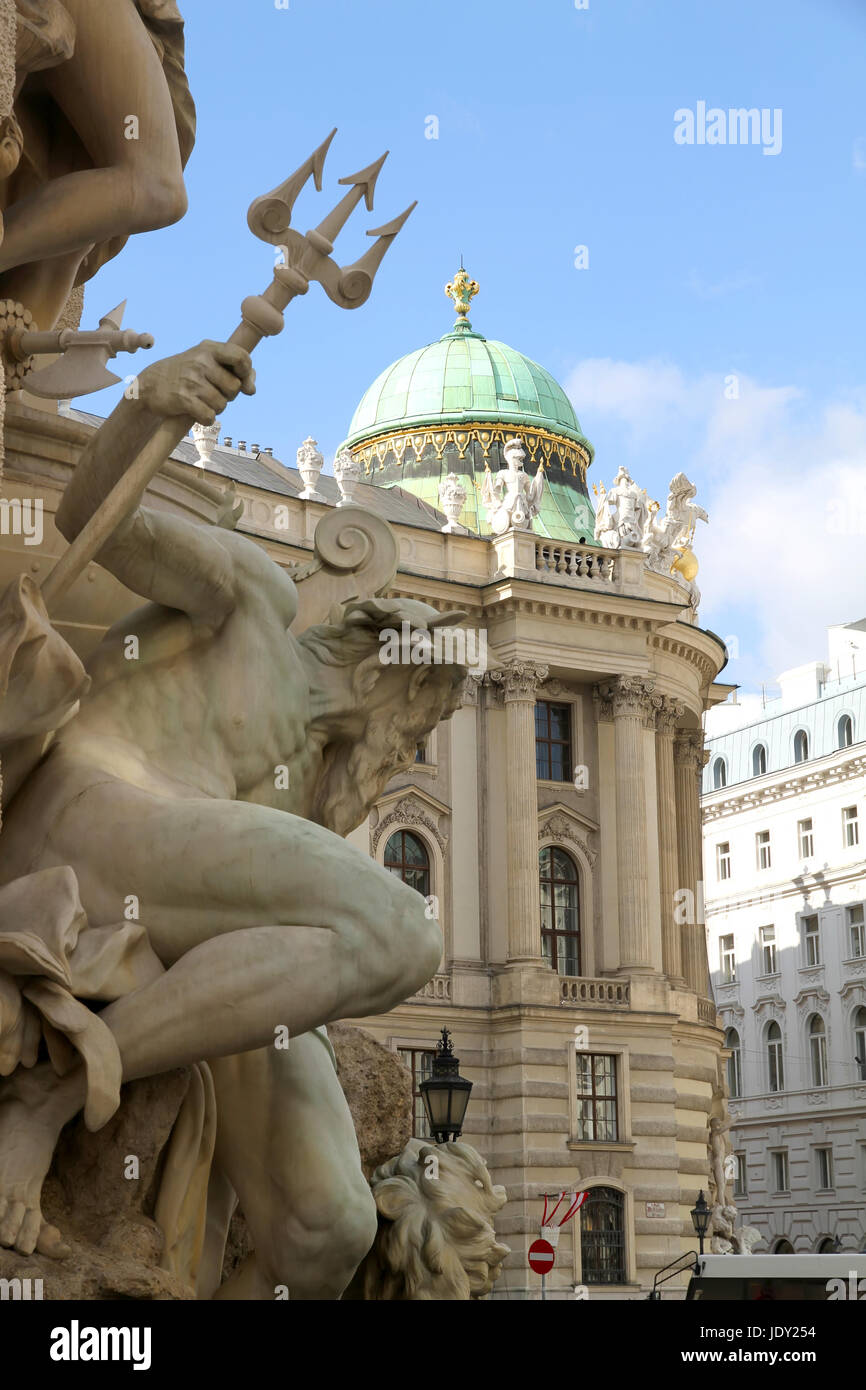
(346, 320), (592, 456)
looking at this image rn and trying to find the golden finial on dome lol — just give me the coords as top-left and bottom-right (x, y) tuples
(445, 264), (479, 321)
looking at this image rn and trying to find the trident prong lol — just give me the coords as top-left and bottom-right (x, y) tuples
(247, 128), (337, 245)
(306, 151), (388, 255)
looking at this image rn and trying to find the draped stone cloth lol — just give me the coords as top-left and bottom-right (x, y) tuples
(0, 572), (213, 1290)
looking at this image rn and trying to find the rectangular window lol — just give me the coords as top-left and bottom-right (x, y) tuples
(773, 1150), (789, 1193)
(397, 1047), (435, 1139)
(716, 842), (731, 881)
(733, 1153), (747, 1198)
(575, 1054), (618, 1142)
(414, 741), (427, 763)
(802, 914), (820, 966)
(848, 904), (865, 959)
(843, 805), (859, 848)
(760, 925), (777, 976)
(798, 818), (814, 859)
(535, 700), (572, 783)
(816, 1147), (834, 1190)
(756, 829), (772, 871)
(720, 934), (736, 984)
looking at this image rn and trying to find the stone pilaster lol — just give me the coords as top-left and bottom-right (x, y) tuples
(488, 660), (549, 964)
(596, 675), (660, 973)
(673, 731), (710, 995)
(656, 699), (686, 986)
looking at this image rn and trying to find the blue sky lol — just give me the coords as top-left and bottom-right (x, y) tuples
(85, 0), (866, 693)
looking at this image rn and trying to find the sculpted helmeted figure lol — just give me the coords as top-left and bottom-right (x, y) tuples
(0, 340), (469, 1296)
(480, 436), (545, 535)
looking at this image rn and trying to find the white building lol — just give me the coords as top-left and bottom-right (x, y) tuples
(702, 622), (866, 1253)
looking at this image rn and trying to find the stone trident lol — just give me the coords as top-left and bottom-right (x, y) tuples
(41, 131), (415, 608)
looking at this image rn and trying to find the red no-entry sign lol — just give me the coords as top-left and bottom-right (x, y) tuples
(528, 1238), (556, 1274)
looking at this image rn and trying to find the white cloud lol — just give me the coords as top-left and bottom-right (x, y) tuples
(566, 357), (866, 684)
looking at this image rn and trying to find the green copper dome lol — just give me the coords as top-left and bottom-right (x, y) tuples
(346, 321), (592, 454)
(342, 271), (596, 542)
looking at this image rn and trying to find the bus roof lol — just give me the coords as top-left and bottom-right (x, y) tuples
(696, 1254), (866, 1279)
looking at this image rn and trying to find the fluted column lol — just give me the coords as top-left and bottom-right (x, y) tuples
(596, 676), (658, 972)
(673, 731), (710, 995)
(656, 698), (686, 986)
(488, 660), (549, 963)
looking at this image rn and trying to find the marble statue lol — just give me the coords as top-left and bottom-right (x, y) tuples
(346, 1138), (509, 1300)
(438, 471), (467, 533)
(592, 466), (648, 549)
(333, 446), (361, 507)
(0, 0), (195, 331)
(296, 436), (325, 501)
(480, 437), (544, 535)
(0, 341), (470, 1295)
(641, 471), (707, 607)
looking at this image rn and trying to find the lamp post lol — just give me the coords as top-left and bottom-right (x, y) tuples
(691, 1190), (711, 1256)
(419, 1027), (473, 1143)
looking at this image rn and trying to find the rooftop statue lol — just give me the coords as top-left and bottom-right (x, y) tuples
(480, 436), (545, 535)
(0, 0), (195, 331)
(592, 465), (649, 549)
(642, 471), (708, 608)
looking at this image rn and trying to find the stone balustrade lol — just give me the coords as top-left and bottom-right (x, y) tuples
(410, 974), (452, 1002)
(559, 976), (631, 1007)
(534, 540), (616, 584)
(697, 996), (720, 1025)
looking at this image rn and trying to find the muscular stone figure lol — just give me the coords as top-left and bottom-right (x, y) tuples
(1, 0), (194, 329)
(0, 340), (464, 1288)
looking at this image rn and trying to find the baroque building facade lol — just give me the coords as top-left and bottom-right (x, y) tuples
(2, 279), (728, 1297)
(702, 624), (866, 1254)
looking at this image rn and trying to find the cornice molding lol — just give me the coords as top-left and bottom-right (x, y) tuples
(702, 753), (866, 822)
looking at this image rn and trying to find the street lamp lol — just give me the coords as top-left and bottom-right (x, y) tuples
(691, 1190), (711, 1255)
(419, 1027), (473, 1143)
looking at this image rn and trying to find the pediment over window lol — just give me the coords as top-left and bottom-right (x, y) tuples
(794, 987), (831, 1023)
(752, 994), (786, 1025)
(371, 789), (449, 854)
(538, 805), (599, 865)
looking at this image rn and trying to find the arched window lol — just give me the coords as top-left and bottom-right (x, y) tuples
(384, 830), (430, 898)
(853, 1006), (866, 1079)
(809, 1014), (828, 1087)
(794, 729), (809, 763)
(725, 1027), (742, 1098)
(773, 1238), (794, 1254)
(817, 1237), (837, 1253)
(712, 756), (727, 789)
(767, 1021), (784, 1092)
(838, 714), (854, 749)
(752, 743), (767, 776)
(539, 846), (580, 976)
(580, 1187), (626, 1285)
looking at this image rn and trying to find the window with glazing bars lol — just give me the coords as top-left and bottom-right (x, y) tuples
(575, 1054), (618, 1142)
(535, 701), (572, 782)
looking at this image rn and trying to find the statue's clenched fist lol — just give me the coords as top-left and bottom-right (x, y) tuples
(136, 341), (256, 424)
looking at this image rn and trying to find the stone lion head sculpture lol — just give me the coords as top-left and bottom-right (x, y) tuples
(351, 1138), (510, 1300)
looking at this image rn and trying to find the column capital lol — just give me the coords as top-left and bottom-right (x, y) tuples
(459, 672), (484, 707)
(487, 660), (550, 702)
(594, 674), (659, 722)
(673, 729), (707, 772)
(656, 696), (686, 737)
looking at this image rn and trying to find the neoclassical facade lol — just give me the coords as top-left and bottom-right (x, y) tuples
(2, 282), (729, 1297)
(702, 624), (866, 1254)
